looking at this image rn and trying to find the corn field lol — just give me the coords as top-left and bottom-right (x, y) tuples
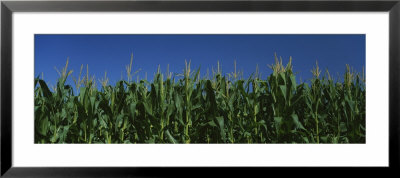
(34, 54), (366, 144)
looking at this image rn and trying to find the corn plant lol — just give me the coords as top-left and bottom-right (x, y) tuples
(35, 54), (365, 144)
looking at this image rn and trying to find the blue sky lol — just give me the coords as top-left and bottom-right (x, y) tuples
(35, 34), (365, 91)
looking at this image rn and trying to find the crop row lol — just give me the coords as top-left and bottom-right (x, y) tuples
(34, 55), (365, 143)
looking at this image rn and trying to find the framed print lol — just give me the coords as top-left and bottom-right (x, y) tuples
(1, 0), (399, 177)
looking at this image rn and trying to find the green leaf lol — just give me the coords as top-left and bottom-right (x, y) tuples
(165, 130), (178, 144)
(116, 114), (124, 128)
(320, 136), (328, 143)
(129, 102), (137, 120)
(208, 120), (217, 127)
(279, 85), (287, 101)
(38, 117), (49, 136)
(216, 116), (225, 142)
(38, 80), (52, 99)
(291, 114), (305, 130)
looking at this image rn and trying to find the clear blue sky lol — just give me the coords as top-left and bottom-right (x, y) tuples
(35, 34), (365, 91)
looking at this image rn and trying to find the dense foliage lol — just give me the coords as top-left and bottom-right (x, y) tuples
(35, 55), (365, 143)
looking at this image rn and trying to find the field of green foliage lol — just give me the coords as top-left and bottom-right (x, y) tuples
(34, 54), (365, 143)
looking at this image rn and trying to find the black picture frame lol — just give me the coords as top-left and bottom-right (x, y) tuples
(1, 0), (399, 177)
